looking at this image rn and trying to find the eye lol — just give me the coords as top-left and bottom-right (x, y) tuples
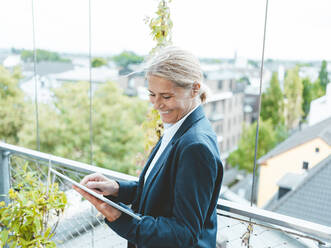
(162, 95), (171, 99)
(149, 93), (155, 97)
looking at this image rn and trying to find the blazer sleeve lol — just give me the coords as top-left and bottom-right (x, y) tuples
(106, 180), (138, 205)
(105, 142), (219, 247)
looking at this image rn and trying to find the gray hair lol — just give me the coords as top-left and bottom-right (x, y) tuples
(145, 46), (207, 103)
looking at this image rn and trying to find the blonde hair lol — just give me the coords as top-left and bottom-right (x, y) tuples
(145, 46), (207, 103)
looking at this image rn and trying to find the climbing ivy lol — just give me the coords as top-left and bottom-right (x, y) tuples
(145, 0), (173, 53)
(141, 0), (173, 157)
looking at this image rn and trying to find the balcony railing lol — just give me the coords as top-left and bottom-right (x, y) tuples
(1, 141), (331, 248)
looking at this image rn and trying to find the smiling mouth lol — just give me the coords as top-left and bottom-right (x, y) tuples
(159, 111), (170, 114)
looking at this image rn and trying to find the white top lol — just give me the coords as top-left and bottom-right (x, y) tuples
(144, 104), (200, 182)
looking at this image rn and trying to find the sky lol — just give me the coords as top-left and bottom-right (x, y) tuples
(1, 0), (331, 61)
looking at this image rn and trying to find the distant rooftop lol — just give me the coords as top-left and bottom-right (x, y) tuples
(23, 61), (74, 76)
(268, 155), (331, 227)
(258, 116), (331, 163)
(308, 83), (331, 126)
(276, 172), (306, 189)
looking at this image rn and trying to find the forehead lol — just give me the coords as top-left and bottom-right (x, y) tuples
(148, 75), (177, 93)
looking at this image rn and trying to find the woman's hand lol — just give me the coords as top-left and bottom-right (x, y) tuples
(72, 184), (122, 222)
(73, 173), (122, 222)
(80, 173), (119, 197)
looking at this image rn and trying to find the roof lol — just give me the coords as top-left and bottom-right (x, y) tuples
(23, 61), (74, 76)
(230, 174), (253, 202)
(258, 116), (331, 163)
(276, 172), (305, 189)
(53, 66), (118, 83)
(221, 168), (243, 186)
(268, 155), (331, 227)
(205, 70), (239, 81)
(205, 91), (233, 103)
(219, 187), (309, 247)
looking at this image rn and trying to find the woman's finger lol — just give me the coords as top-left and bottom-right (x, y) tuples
(80, 173), (104, 185)
(72, 185), (121, 222)
(72, 185), (102, 205)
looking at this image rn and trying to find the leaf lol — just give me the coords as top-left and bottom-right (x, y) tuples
(0, 229), (9, 245)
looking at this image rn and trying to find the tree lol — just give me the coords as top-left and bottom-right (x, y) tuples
(261, 72), (284, 128)
(311, 79), (325, 99)
(92, 82), (149, 174)
(111, 51), (144, 69)
(284, 67), (303, 130)
(318, 60), (329, 93)
(91, 57), (108, 68)
(0, 66), (26, 144)
(227, 120), (277, 172)
(301, 77), (314, 121)
(18, 81), (148, 175)
(20, 49), (71, 63)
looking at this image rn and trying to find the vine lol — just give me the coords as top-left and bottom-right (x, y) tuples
(141, 0), (173, 159)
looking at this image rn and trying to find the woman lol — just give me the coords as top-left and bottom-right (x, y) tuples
(74, 46), (223, 248)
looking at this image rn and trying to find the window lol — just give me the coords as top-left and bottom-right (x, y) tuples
(315, 147), (320, 153)
(230, 79), (235, 91)
(212, 102), (217, 113)
(218, 80), (223, 90)
(302, 161), (309, 170)
(217, 123), (223, 133)
(226, 139), (230, 151)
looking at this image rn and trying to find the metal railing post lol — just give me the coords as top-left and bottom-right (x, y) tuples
(0, 151), (10, 205)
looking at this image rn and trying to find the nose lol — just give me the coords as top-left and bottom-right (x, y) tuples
(152, 95), (164, 110)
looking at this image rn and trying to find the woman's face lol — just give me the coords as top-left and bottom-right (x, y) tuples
(148, 75), (197, 124)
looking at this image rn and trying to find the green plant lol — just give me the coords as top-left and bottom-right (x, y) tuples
(0, 164), (67, 248)
(145, 0), (173, 53)
(111, 51), (144, 69)
(140, 0), (173, 157)
(20, 49), (71, 63)
(91, 57), (108, 68)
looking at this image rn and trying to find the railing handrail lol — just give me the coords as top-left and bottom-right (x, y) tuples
(218, 199), (331, 243)
(1, 141), (331, 245)
(0, 141), (136, 182)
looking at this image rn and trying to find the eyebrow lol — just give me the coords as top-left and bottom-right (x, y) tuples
(148, 90), (175, 95)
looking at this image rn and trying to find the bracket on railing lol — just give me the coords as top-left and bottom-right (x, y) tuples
(0, 151), (10, 205)
(319, 242), (331, 248)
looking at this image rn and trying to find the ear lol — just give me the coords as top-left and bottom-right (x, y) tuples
(191, 82), (201, 97)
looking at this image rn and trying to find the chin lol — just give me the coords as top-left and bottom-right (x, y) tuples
(161, 117), (174, 124)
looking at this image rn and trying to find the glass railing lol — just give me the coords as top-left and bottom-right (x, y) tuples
(1, 141), (331, 248)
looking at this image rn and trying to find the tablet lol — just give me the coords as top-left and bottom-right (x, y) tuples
(50, 168), (141, 221)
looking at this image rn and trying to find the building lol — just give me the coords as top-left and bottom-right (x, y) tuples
(256, 117), (331, 207)
(308, 83), (331, 126)
(203, 70), (245, 159)
(266, 155), (331, 227)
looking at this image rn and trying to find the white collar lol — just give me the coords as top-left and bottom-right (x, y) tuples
(163, 104), (200, 137)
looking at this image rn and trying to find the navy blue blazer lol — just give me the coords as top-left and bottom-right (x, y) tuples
(106, 106), (223, 248)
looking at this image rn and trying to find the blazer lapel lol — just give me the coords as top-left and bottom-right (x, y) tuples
(170, 105), (205, 145)
(140, 138), (162, 179)
(139, 142), (173, 212)
(133, 138), (162, 211)
(138, 106), (206, 212)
